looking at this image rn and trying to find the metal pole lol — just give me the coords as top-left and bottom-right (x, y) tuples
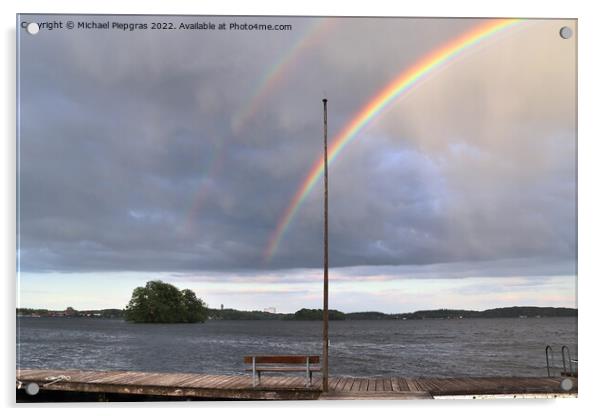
(322, 98), (329, 392)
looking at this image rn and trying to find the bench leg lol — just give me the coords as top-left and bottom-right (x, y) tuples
(306, 357), (310, 387)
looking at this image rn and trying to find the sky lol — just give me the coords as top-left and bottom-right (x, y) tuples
(17, 15), (576, 313)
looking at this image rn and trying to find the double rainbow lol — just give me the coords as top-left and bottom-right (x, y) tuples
(263, 18), (522, 262)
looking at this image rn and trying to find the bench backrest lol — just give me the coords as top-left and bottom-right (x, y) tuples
(243, 355), (320, 364)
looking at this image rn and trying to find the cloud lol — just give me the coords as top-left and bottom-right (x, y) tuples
(18, 16), (576, 284)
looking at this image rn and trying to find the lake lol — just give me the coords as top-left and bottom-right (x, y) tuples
(16, 317), (577, 377)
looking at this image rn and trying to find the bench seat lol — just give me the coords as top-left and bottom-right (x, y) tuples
(245, 366), (322, 372)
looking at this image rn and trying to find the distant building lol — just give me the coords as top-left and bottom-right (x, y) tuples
(264, 307), (276, 314)
(221, 304), (224, 310)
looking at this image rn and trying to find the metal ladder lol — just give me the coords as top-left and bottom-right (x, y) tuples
(546, 345), (577, 377)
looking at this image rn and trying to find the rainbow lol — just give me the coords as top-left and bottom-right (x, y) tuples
(232, 19), (335, 133)
(185, 20), (335, 234)
(264, 18), (523, 261)
(183, 139), (226, 235)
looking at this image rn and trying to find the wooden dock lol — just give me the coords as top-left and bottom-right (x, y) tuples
(16, 369), (577, 401)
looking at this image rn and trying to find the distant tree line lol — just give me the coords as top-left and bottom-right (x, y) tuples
(346, 307), (577, 320)
(17, 307), (124, 319)
(18, 303), (577, 321)
(206, 306), (576, 321)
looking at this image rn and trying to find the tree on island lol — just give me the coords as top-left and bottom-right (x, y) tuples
(124, 280), (208, 323)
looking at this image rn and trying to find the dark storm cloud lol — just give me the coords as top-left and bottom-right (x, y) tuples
(18, 16), (576, 278)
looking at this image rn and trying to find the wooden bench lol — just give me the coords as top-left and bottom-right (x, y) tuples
(243, 355), (321, 387)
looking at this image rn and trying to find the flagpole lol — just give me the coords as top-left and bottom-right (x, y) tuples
(322, 98), (329, 392)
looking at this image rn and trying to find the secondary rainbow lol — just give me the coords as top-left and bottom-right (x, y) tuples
(263, 18), (523, 261)
(186, 20), (335, 233)
(232, 19), (335, 134)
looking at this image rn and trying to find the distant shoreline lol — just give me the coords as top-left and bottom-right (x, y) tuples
(16, 306), (577, 321)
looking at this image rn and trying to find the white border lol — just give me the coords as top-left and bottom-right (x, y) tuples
(3, 1), (600, 415)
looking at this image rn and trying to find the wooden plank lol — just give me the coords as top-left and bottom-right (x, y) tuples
(349, 377), (361, 391)
(18, 369), (67, 381)
(513, 377), (553, 393)
(347, 378), (358, 391)
(66, 370), (122, 383)
(145, 373), (201, 387)
(203, 375), (230, 389)
(384, 377), (393, 392)
(262, 375), (281, 388)
(122, 372), (174, 386)
(450, 377), (490, 394)
(280, 376), (304, 388)
(405, 378), (423, 392)
(232, 375), (256, 389)
(466, 377), (498, 393)
(179, 374), (218, 388)
(335, 378), (347, 392)
(82, 371), (135, 384)
(429, 378), (458, 394)
(107, 371), (171, 385)
(359, 378), (370, 392)
(311, 376), (322, 389)
(331, 377), (344, 391)
(87, 371), (146, 385)
(343, 377), (355, 392)
(294, 376), (310, 388)
(535, 377), (563, 388)
(207, 375), (236, 389)
(375, 378), (384, 392)
(132, 372), (182, 387)
(81, 371), (132, 385)
(337, 377), (347, 391)
(320, 391), (433, 400)
(218, 375), (250, 390)
(205, 375), (237, 390)
(350, 378), (363, 391)
(243, 356), (320, 364)
(368, 378), (376, 391)
(480, 377), (534, 394)
(397, 377), (409, 392)
(341, 377), (353, 391)
(156, 372), (206, 388)
(486, 377), (529, 394)
(272, 375), (296, 389)
(457, 377), (485, 391)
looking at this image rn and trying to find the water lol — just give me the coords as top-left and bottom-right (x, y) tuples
(16, 317), (577, 377)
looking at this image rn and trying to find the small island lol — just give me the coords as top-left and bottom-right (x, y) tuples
(124, 280), (208, 323)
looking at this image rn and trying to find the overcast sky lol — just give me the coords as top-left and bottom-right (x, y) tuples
(17, 15), (576, 312)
